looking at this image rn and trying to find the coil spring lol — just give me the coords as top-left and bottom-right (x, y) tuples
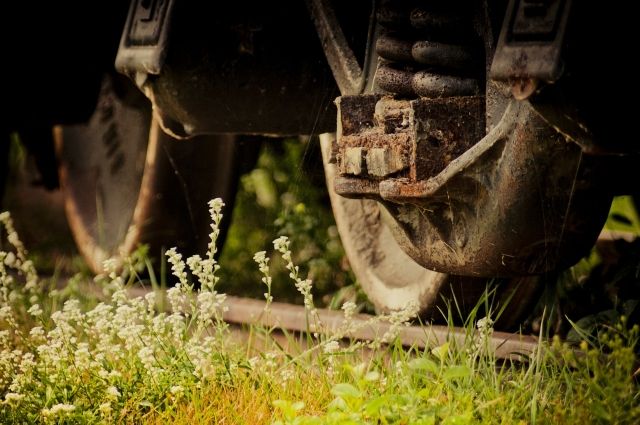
(374, 0), (483, 98)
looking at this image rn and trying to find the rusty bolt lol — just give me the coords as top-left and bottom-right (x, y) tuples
(510, 78), (539, 100)
(341, 147), (365, 175)
(366, 147), (406, 177)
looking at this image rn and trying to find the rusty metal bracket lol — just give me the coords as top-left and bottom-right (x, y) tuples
(334, 95), (485, 189)
(334, 95), (612, 277)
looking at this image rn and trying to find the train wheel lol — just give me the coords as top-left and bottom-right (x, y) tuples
(320, 133), (539, 325)
(55, 75), (246, 273)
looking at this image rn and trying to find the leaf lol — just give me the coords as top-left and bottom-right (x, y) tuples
(413, 415), (436, 425)
(408, 358), (439, 374)
(432, 342), (449, 361)
(364, 395), (390, 416)
(273, 399), (301, 420)
(591, 402), (612, 421)
(297, 417), (322, 425)
(417, 388), (432, 398)
(273, 400), (289, 409)
(443, 365), (471, 380)
(331, 383), (361, 399)
(327, 397), (348, 411)
(442, 412), (473, 425)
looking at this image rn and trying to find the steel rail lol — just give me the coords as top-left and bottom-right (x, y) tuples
(223, 296), (539, 359)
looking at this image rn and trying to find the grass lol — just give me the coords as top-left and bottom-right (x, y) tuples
(1, 200), (640, 424)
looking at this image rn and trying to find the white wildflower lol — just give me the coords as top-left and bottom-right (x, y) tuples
(248, 356), (260, 369)
(27, 303), (43, 317)
(3, 252), (16, 267)
(323, 340), (340, 354)
(273, 236), (316, 315)
(0, 305), (13, 321)
(62, 299), (83, 323)
(170, 385), (185, 395)
(209, 198), (225, 215)
(102, 258), (120, 280)
(381, 301), (419, 343)
(273, 236), (289, 253)
(280, 367), (295, 384)
(0, 329), (9, 346)
(106, 386), (121, 399)
(0, 212), (28, 261)
(166, 313), (186, 342)
(18, 352), (36, 375)
(341, 301), (357, 319)
(264, 351), (277, 370)
(138, 346), (155, 371)
(186, 254), (204, 280)
(72, 343), (91, 370)
(98, 402), (112, 416)
(469, 316), (495, 359)
(207, 198), (225, 246)
(42, 403), (75, 417)
(253, 250), (267, 264)
(144, 291), (156, 313)
(197, 291), (227, 323)
(166, 247), (189, 287)
(253, 251), (273, 310)
(166, 286), (187, 314)
(4, 392), (25, 404)
(476, 316), (494, 334)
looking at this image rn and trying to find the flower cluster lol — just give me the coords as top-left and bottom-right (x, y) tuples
(253, 251), (273, 312)
(273, 236), (316, 316)
(379, 301), (420, 344)
(468, 315), (495, 361)
(0, 203), (236, 422)
(1, 201), (427, 423)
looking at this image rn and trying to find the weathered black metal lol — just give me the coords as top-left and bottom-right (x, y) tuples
(376, 36), (476, 71)
(409, 8), (468, 35)
(490, 0), (571, 93)
(56, 75), (254, 273)
(412, 72), (480, 98)
(375, 34), (414, 63)
(116, 0), (176, 76)
(116, 0), (339, 136)
(376, 64), (417, 97)
(324, 0), (627, 279)
(306, 0), (377, 96)
(334, 95), (612, 276)
(372, 1), (483, 99)
(411, 41), (474, 70)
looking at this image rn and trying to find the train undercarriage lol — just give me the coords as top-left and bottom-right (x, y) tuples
(3, 0), (639, 322)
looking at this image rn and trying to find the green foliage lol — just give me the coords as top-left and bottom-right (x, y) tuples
(606, 196), (640, 235)
(1, 205), (639, 424)
(218, 138), (356, 305)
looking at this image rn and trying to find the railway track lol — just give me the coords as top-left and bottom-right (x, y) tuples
(121, 285), (539, 360)
(223, 295), (539, 359)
